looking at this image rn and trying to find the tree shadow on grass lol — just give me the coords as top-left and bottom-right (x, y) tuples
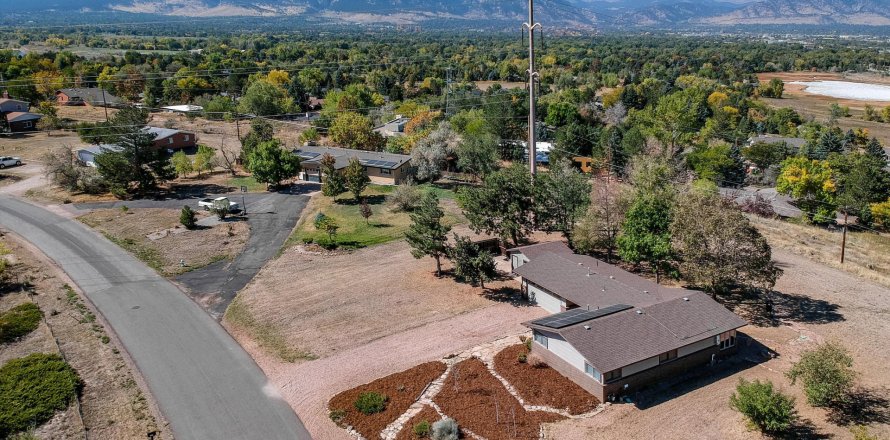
(371, 223), (392, 228)
(481, 286), (536, 308)
(721, 289), (844, 327)
(334, 195), (387, 206)
(166, 183), (236, 199)
(826, 387), (890, 426)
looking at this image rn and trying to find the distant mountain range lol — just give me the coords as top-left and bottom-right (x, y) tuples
(9, 0), (890, 28)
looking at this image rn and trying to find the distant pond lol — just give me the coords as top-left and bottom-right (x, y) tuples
(790, 80), (890, 102)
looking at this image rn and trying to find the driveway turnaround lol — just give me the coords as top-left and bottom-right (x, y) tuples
(0, 196), (311, 440)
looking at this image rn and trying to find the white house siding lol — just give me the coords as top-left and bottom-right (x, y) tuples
(537, 330), (587, 372)
(622, 356), (659, 377)
(678, 337), (716, 358)
(511, 253), (529, 270)
(527, 283), (565, 314)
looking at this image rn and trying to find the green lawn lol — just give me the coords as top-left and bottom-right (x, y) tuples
(286, 184), (461, 250)
(227, 176), (267, 193)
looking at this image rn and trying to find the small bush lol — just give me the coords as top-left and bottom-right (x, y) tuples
(0, 353), (83, 438)
(431, 418), (459, 440)
(120, 205), (129, 213)
(388, 182), (423, 212)
(0, 303), (43, 344)
(851, 425), (878, 440)
(353, 391), (387, 415)
(787, 341), (856, 407)
(524, 338), (532, 352)
(180, 206), (197, 230)
(729, 379), (796, 434)
(301, 237), (314, 244)
(413, 420), (431, 438)
(518, 353), (527, 363)
(329, 409), (346, 425)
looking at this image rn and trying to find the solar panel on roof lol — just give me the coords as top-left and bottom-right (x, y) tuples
(379, 161), (398, 168)
(532, 304), (633, 329)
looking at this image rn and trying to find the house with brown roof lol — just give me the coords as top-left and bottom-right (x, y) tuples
(56, 88), (123, 107)
(510, 242), (746, 402)
(145, 127), (197, 150)
(4, 112), (42, 133)
(293, 145), (412, 185)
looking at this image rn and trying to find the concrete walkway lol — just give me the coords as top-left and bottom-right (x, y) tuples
(0, 196), (311, 440)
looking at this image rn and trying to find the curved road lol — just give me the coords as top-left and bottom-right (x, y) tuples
(0, 196), (310, 440)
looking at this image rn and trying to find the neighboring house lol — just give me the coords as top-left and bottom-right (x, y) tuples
(145, 127), (197, 150)
(307, 96), (325, 110)
(56, 88), (123, 107)
(0, 97), (30, 113)
(374, 116), (410, 138)
(5, 112), (42, 133)
(747, 134), (806, 151)
(162, 105), (203, 113)
(76, 144), (123, 167)
(510, 242), (747, 402)
(293, 145), (412, 185)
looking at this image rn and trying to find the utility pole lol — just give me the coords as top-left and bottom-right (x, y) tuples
(524, 0), (540, 176)
(101, 87), (109, 122)
(840, 211), (848, 264)
(444, 67), (453, 117)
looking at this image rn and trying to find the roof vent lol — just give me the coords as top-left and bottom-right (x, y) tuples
(609, 276), (615, 279)
(683, 297), (689, 301)
(643, 290), (649, 294)
(584, 325), (591, 330)
(636, 310), (643, 315)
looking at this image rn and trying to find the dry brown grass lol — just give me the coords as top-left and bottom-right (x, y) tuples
(749, 214), (890, 289)
(0, 236), (168, 440)
(78, 208), (248, 276)
(224, 241), (507, 362)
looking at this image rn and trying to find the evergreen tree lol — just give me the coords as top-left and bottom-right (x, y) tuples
(865, 138), (888, 162)
(405, 193), (451, 277)
(457, 164), (535, 247)
(534, 159), (591, 238)
(94, 108), (174, 197)
(344, 157), (370, 202)
(320, 153), (345, 196)
(180, 206), (197, 230)
(449, 234), (497, 289)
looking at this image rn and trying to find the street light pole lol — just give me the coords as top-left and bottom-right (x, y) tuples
(524, 0), (540, 177)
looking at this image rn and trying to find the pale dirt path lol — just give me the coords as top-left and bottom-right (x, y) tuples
(248, 303), (548, 440)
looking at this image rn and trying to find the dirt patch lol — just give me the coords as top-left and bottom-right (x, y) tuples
(0, 236), (167, 440)
(78, 208), (248, 276)
(494, 344), (599, 415)
(434, 358), (564, 440)
(394, 405), (442, 440)
(329, 362), (446, 440)
(224, 241), (502, 361)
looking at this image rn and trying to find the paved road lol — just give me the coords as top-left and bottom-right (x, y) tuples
(0, 196), (311, 440)
(76, 185), (317, 318)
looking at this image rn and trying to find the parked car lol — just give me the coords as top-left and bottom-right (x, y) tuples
(0, 156), (22, 169)
(198, 197), (240, 212)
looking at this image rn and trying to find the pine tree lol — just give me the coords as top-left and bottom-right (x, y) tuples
(449, 234), (497, 289)
(865, 138), (888, 162)
(180, 206), (197, 230)
(405, 193), (451, 277)
(320, 153), (345, 196)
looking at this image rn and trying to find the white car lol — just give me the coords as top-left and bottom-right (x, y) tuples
(198, 197), (240, 212)
(0, 156), (22, 169)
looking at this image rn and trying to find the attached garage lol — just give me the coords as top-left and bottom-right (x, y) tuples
(527, 282), (566, 314)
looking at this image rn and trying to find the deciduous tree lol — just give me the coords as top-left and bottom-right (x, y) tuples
(776, 157), (837, 223)
(573, 180), (631, 262)
(787, 342), (857, 407)
(405, 193), (451, 276)
(534, 159), (591, 239)
(344, 157), (370, 202)
(247, 139), (302, 189)
(457, 164), (535, 247)
(449, 234), (497, 289)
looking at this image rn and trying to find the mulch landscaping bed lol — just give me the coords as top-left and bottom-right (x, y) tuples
(394, 405), (442, 440)
(329, 361), (446, 439)
(433, 358), (564, 440)
(494, 344), (600, 415)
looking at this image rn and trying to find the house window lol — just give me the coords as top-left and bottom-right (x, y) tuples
(603, 369), (622, 382)
(168, 138), (174, 144)
(380, 168), (392, 175)
(585, 362), (602, 382)
(23, 121), (32, 128)
(719, 331), (737, 350)
(659, 349), (678, 364)
(533, 331), (548, 349)
(184, 135), (190, 142)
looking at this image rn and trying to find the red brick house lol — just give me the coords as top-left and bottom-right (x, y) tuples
(145, 127), (197, 150)
(56, 88), (123, 107)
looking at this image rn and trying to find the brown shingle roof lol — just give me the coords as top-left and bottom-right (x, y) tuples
(529, 292), (747, 372)
(5, 112), (42, 122)
(507, 241), (573, 259)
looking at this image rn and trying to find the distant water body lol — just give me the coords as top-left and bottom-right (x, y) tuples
(790, 80), (890, 102)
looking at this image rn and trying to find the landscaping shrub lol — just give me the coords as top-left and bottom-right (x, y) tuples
(180, 206), (197, 230)
(329, 409), (346, 426)
(413, 420), (431, 438)
(729, 379), (796, 434)
(0, 303), (43, 343)
(0, 353), (83, 437)
(353, 391), (388, 415)
(517, 352), (527, 363)
(430, 418), (459, 440)
(851, 425), (878, 440)
(388, 182), (423, 212)
(787, 341), (856, 407)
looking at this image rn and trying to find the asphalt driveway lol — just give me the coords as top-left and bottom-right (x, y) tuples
(75, 184), (316, 318)
(0, 196), (311, 440)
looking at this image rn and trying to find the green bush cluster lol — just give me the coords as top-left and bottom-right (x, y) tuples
(0, 353), (82, 437)
(353, 391), (387, 415)
(0, 303), (43, 344)
(729, 379), (796, 434)
(413, 420), (430, 438)
(787, 342), (856, 407)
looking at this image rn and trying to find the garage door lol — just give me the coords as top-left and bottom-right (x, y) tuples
(529, 286), (564, 314)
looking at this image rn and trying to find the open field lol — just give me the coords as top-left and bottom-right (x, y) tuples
(0, 236), (166, 440)
(78, 208), (248, 276)
(287, 184), (462, 250)
(543, 248), (890, 439)
(224, 240), (508, 362)
(749, 214), (890, 289)
(757, 72), (890, 146)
